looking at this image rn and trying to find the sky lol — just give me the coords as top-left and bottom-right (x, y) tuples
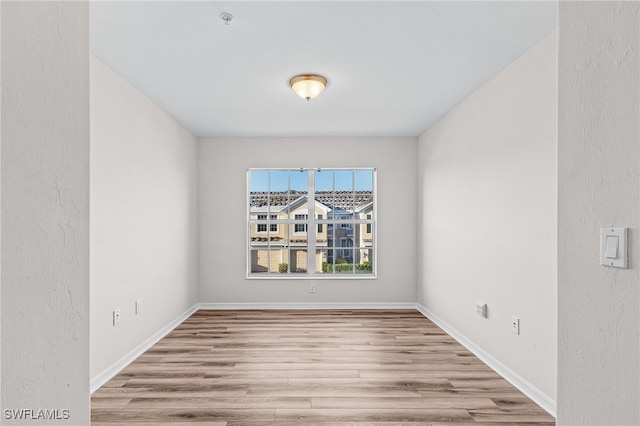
(250, 169), (373, 193)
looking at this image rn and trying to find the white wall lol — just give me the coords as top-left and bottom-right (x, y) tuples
(0, 1), (3, 414)
(557, 3), (639, 425)
(198, 137), (417, 305)
(1, 2), (90, 424)
(90, 57), (198, 380)
(417, 32), (557, 408)
(2, 2), (637, 423)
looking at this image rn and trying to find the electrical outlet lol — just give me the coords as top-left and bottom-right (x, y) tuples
(113, 309), (120, 326)
(476, 303), (487, 318)
(511, 316), (520, 335)
(309, 283), (316, 293)
(135, 300), (142, 315)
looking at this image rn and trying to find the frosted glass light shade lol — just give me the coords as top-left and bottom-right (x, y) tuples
(289, 75), (327, 100)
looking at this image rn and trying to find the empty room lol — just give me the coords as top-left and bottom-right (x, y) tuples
(1, 1), (639, 425)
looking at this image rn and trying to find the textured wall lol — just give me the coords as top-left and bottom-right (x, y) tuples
(417, 33), (557, 405)
(557, 2), (639, 425)
(90, 56), (199, 379)
(0, 0), (3, 414)
(1, 2), (90, 424)
(198, 137), (418, 305)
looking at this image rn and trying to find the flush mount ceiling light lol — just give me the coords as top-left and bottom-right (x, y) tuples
(289, 74), (328, 101)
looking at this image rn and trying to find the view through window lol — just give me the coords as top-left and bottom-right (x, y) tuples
(248, 168), (376, 277)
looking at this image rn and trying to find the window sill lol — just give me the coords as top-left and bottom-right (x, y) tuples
(246, 274), (377, 280)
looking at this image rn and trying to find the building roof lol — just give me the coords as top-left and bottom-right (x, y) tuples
(250, 191), (373, 211)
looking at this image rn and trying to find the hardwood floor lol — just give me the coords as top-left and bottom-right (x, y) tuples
(92, 310), (555, 425)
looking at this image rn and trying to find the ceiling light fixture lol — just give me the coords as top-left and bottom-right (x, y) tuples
(289, 74), (328, 101)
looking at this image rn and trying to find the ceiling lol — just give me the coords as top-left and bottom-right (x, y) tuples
(90, 1), (557, 138)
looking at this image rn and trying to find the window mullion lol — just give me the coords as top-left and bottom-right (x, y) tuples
(308, 170), (316, 275)
(267, 171), (271, 274)
(287, 171), (291, 273)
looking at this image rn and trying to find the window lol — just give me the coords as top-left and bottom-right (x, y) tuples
(248, 168), (376, 278)
(339, 237), (354, 261)
(256, 214), (278, 233)
(294, 214), (308, 233)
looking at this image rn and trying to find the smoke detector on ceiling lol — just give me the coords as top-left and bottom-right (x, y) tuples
(220, 12), (233, 25)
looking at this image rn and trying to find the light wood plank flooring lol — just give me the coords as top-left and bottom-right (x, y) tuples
(92, 310), (555, 425)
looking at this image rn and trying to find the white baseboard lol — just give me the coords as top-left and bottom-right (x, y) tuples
(416, 304), (556, 417)
(90, 303), (199, 394)
(197, 302), (417, 310)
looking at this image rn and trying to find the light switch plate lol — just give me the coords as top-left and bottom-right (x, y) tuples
(476, 303), (487, 318)
(600, 227), (628, 268)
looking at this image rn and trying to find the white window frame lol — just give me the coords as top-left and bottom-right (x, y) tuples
(247, 168), (377, 279)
